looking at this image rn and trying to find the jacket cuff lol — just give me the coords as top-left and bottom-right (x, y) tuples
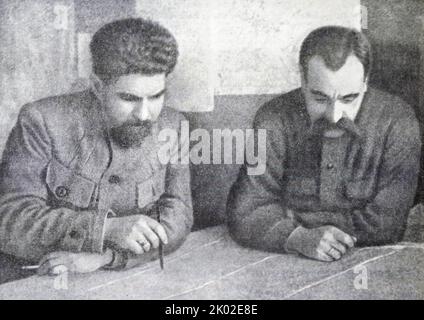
(62, 208), (109, 254)
(284, 226), (304, 253)
(261, 208), (298, 252)
(60, 209), (94, 252)
(102, 249), (129, 270)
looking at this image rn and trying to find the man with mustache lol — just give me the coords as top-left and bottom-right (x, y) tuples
(0, 18), (192, 275)
(227, 26), (421, 262)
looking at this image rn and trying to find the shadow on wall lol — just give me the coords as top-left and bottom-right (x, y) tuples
(185, 94), (276, 230)
(368, 41), (424, 204)
(368, 42), (421, 119)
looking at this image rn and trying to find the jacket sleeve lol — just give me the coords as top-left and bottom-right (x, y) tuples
(110, 116), (193, 270)
(0, 105), (108, 262)
(295, 112), (421, 246)
(226, 108), (298, 253)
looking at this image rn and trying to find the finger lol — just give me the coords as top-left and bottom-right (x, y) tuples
(125, 239), (144, 255)
(50, 264), (68, 276)
(146, 220), (168, 245)
(39, 257), (69, 276)
(330, 241), (347, 255)
(38, 256), (62, 276)
(38, 252), (63, 269)
(316, 248), (334, 262)
(328, 247), (342, 260)
(319, 240), (341, 260)
(137, 223), (160, 249)
(331, 228), (355, 248)
(133, 231), (151, 252)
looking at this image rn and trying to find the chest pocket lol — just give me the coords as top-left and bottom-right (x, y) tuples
(46, 158), (96, 209)
(344, 178), (375, 200)
(285, 176), (318, 197)
(137, 168), (166, 209)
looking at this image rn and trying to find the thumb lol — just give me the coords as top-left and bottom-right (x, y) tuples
(50, 264), (68, 276)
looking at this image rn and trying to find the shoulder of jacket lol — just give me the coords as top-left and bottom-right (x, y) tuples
(19, 91), (91, 120)
(367, 87), (417, 122)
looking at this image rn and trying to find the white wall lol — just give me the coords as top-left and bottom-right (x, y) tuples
(135, 0), (361, 112)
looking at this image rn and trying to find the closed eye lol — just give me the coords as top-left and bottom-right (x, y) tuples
(311, 89), (330, 104)
(313, 95), (330, 104)
(340, 93), (359, 104)
(314, 97), (329, 103)
(148, 89), (166, 101)
(117, 93), (142, 102)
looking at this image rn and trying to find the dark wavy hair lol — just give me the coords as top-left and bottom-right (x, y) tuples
(299, 26), (371, 80)
(90, 18), (179, 82)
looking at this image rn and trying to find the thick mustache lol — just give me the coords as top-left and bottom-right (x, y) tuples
(312, 117), (357, 134)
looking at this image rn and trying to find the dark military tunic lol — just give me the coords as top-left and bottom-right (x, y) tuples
(0, 90), (192, 269)
(227, 88), (421, 251)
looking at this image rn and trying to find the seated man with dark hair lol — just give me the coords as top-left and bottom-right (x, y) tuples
(227, 26), (421, 262)
(0, 18), (192, 274)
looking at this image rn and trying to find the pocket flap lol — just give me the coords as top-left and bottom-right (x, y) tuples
(137, 169), (166, 209)
(46, 159), (96, 208)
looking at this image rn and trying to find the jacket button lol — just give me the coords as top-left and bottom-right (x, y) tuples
(326, 163), (334, 170)
(108, 175), (121, 184)
(55, 186), (69, 198)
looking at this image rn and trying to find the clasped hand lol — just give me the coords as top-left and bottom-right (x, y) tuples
(104, 214), (168, 254)
(286, 225), (357, 262)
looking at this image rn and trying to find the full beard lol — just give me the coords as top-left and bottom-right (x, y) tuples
(110, 120), (153, 149)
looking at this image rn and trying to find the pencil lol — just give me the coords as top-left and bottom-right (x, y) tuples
(22, 265), (39, 270)
(159, 242), (164, 270)
(156, 205), (164, 270)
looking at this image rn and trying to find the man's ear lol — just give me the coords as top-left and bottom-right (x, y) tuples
(300, 66), (307, 92)
(363, 76), (369, 92)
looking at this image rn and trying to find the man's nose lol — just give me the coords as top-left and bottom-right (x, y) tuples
(133, 101), (151, 121)
(325, 100), (343, 124)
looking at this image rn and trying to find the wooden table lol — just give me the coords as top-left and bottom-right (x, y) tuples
(0, 226), (423, 299)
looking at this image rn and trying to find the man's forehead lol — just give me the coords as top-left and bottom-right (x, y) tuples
(112, 73), (166, 95)
(306, 55), (365, 94)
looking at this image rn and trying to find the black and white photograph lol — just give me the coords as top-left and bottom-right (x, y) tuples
(0, 0), (423, 303)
